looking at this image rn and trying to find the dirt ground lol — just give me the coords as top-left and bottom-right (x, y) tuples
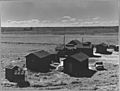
(1, 34), (119, 91)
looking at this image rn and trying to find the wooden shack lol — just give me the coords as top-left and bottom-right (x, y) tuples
(68, 40), (95, 57)
(26, 50), (55, 72)
(63, 52), (91, 77)
(95, 43), (112, 54)
(56, 40), (95, 57)
(109, 45), (119, 52)
(5, 64), (25, 82)
(49, 51), (60, 63)
(75, 42), (94, 57)
(57, 44), (77, 58)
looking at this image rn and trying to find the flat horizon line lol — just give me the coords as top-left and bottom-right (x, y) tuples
(1, 26), (119, 28)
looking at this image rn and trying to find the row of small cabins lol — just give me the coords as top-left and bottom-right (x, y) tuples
(25, 40), (100, 76)
(5, 40), (119, 83)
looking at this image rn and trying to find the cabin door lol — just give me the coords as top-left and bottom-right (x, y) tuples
(68, 62), (72, 74)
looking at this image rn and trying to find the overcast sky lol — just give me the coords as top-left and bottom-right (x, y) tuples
(1, 0), (119, 27)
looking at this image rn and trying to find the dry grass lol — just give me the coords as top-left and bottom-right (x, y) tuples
(1, 34), (119, 91)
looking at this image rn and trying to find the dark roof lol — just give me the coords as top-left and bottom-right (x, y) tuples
(27, 50), (50, 58)
(68, 40), (82, 45)
(70, 52), (89, 62)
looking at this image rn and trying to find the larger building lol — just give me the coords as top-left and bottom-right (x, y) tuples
(63, 52), (95, 77)
(25, 50), (58, 72)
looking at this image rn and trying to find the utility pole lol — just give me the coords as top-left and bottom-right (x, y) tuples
(82, 37), (84, 43)
(63, 27), (66, 57)
(63, 27), (65, 49)
(82, 31), (84, 43)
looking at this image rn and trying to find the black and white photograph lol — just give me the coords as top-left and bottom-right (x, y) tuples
(0, 0), (119, 91)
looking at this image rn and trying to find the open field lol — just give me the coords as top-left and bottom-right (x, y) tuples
(1, 33), (118, 59)
(1, 26), (118, 34)
(1, 32), (119, 91)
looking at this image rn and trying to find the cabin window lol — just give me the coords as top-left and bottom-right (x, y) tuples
(14, 68), (23, 75)
(14, 70), (19, 75)
(21, 70), (25, 75)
